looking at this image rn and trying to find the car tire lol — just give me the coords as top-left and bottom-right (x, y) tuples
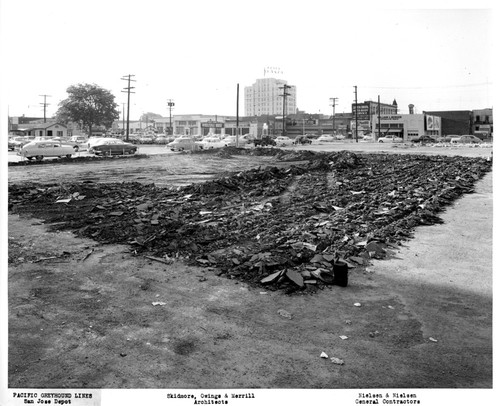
(35, 155), (43, 161)
(66, 154), (72, 159)
(73, 146), (79, 152)
(26, 157), (33, 161)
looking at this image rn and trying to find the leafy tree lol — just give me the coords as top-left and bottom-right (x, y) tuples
(56, 83), (119, 136)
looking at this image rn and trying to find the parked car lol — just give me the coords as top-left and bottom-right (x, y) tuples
(18, 140), (75, 161)
(67, 135), (88, 151)
(362, 134), (374, 142)
(317, 134), (335, 143)
(378, 136), (403, 143)
(138, 134), (155, 144)
(293, 135), (312, 145)
(334, 134), (345, 140)
(239, 134), (255, 144)
(88, 138), (137, 155)
(221, 136), (237, 147)
(253, 136), (276, 147)
(411, 135), (437, 143)
(167, 137), (202, 152)
(155, 135), (169, 144)
(8, 136), (30, 150)
(450, 135), (483, 144)
(198, 136), (226, 149)
(275, 136), (294, 147)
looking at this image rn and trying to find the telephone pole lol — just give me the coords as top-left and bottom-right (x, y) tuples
(377, 95), (381, 140)
(39, 94), (51, 123)
(279, 84), (291, 136)
(167, 99), (175, 136)
(329, 97), (338, 135)
(121, 74), (136, 142)
(354, 85), (358, 143)
(121, 103), (126, 136)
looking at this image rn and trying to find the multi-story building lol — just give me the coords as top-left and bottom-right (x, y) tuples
(245, 77), (297, 117)
(472, 108), (493, 139)
(352, 100), (398, 135)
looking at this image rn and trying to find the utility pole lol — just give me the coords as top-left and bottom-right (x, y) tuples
(279, 84), (291, 136)
(377, 95), (381, 140)
(354, 85), (358, 143)
(121, 74), (136, 142)
(236, 83), (240, 147)
(39, 94), (51, 123)
(167, 99), (175, 135)
(122, 103), (126, 136)
(329, 97), (338, 135)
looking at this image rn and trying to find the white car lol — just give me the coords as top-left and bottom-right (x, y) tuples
(275, 136), (294, 147)
(18, 140), (75, 161)
(378, 136), (403, 143)
(198, 136), (226, 149)
(317, 134), (335, 143)
(221, 136), (237, 147)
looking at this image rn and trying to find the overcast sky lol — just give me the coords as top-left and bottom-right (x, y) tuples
(1, 0), (496, 120)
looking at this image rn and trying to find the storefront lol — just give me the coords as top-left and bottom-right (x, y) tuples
(371, 114), (441, 140)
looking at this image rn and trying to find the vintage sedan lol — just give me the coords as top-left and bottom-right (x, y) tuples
(317, 134), (335, 143)
(275, 136), (294, 147)
(378, 136), (403, 143)
(18, 140), (75, 160)
(198, 136), (226, 149)
(88, 138), (137, 155)
(167, 137), (202, 152)
(451, 135), (483, 144)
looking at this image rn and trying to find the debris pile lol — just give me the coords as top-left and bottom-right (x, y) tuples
(8, 151), (491, 292)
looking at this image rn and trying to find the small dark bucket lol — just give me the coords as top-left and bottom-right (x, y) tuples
(333, 262), (348, 287)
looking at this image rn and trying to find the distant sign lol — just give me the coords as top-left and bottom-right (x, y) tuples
(201, 122), (224, 128)
(352, 104), (370, 120)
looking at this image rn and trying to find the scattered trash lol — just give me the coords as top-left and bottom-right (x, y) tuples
(277, 309), (292, 319)
(339, 335), (349, 340)
(369, 331), (380, 338)
(354, 303), (361, 307)
(387, 305), (395, 310)
(320, 352), (329, 359)
(143, 255), (174, 265)
(120, 353), (127, 357)
(330, 357), (345, 365)
(55, 198), (72, 204)
(152, 302), (167, 306)
(345, 320), (352, 325)
(429, 337), (438, 342)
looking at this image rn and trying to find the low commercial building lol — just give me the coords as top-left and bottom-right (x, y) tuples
(371, 113), (441, 140)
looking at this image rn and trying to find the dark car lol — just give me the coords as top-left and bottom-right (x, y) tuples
(293, 135), (312, 145)
(89, 139), (137, 155)
(254, 136), (276, 147)
(411, 135), (437, 143)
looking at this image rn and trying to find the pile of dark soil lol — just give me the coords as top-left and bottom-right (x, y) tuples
(8, 151), (491, 293)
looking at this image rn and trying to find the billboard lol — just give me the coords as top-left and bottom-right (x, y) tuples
(425, 115), (441, 130)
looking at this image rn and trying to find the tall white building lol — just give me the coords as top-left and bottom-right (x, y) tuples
(244, 77), (297, 116)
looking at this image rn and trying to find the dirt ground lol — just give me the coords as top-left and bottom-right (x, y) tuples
(4, 143), (495, 404)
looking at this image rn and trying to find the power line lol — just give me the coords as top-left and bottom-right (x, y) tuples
(361, 82), (492, 90)
(279, 84), (291, 136)
(329, 97), (337, 135)
(167, 99), (175, 136)
(121, 74), (136, 141)
(39, 94), (51, 123)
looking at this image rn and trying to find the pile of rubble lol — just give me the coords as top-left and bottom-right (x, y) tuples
(8, 151), (491, 293)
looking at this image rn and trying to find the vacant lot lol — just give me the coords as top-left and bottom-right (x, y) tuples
(6, 143), (493, 404)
